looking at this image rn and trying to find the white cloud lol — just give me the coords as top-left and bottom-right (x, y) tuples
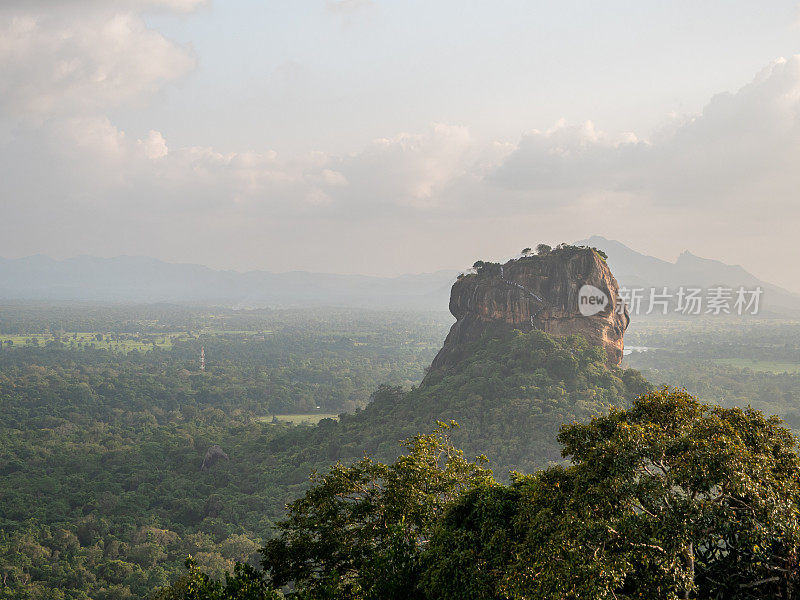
(490, 120), (642, 192)
(328, 123), (479, 210)
(138, 130), (169, 159)
(2, 51), (800, 287)
(0, 6), (196, 116)
(53, 116), (128, 158)
(138, 0), (208, 11)
(320, 169), (348, 186)
(640, 56), (800, 206)
(9, 55), (800, 223)
(492, 55), (800, 212)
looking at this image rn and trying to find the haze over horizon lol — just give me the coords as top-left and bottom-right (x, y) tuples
(2, 1), (800, 291)
(0, 235), (784, 286)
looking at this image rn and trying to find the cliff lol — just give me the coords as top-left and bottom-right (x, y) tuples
(428, 247), (629, 374)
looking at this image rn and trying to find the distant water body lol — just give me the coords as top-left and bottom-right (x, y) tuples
(623, 346), (650, 356)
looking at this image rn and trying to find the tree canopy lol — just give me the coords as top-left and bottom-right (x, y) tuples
(160, 389), (800, 599)
(261, 422), (493, 599)
(425, 388), (800, 599)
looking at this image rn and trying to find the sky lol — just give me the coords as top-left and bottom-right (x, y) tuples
(2, 1), (800, 291)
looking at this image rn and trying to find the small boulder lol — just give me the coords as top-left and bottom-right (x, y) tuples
(201, 445), (229, 471)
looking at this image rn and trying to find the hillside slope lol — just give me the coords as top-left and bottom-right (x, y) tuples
(302, 329), (651, 476)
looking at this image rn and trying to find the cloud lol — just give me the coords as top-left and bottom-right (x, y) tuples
(138, 130), (169, 160)
(0, 5), (196, 116)
(136, 0), (208, 11)
(490, 120), (641, 193)
(9, 55), (800, 222)
(641, 57), (800, 206)
(53, 116), (128, 158)
(491, 56), (800, 212)
(2, 51), (800, 287)
(327, 124), (481, 211)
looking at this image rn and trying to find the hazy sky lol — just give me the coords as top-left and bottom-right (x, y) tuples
(2, 1), (800, 291)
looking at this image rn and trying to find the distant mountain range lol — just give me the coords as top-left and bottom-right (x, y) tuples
(1, 239), (798, 315)
(0, 255), (457, 310)
(576, 236), (800, 317)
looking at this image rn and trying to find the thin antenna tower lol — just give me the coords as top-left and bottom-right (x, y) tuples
(200, 346), (205, 371)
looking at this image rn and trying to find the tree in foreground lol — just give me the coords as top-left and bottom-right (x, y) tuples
(261, 421), (493, 599)
(152, 558), (278, 600)
(424, 388), (800, 599)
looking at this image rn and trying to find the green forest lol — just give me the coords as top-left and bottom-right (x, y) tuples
(158, 390), (800, 599)
(1, 306), (800, 598)
(0, 307), (451, 598)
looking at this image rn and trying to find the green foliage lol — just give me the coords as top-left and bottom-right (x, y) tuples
(548, 242), (607, 260)
(624, 319), (800, 425)
(423, 388), (800, 599)
(164, 389), (800, 600)
(421, 484), (519, 599)
(557, 387), (800, 598)
(261, 423), (493, 599)
(0, 305), (450, 414)
(0, 305), (647, 598)
(470, 261), (501, 275)
(152, 558), (279, 600)
(359, 329), (650, 474)
(0, 307), (450, 599)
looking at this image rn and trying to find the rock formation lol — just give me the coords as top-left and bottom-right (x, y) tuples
(201, 445), (229, 471)
(428, 246), (629, 374)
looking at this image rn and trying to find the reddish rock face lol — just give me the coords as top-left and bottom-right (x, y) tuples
(429, 248), (629, 372)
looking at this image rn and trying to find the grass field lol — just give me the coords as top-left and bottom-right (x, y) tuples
(257, 413), (340, 425)
(199, 329), (273, 335)
(0, 332), (178, 352)
(0, 328), (277, 353)
(713, 358), (800, 373)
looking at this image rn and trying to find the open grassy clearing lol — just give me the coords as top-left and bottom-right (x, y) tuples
(198, 329), (273, 335)
(257, 413), (340, 425)
(0, 328), (276, 352)
(0, 332), (180, 351)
